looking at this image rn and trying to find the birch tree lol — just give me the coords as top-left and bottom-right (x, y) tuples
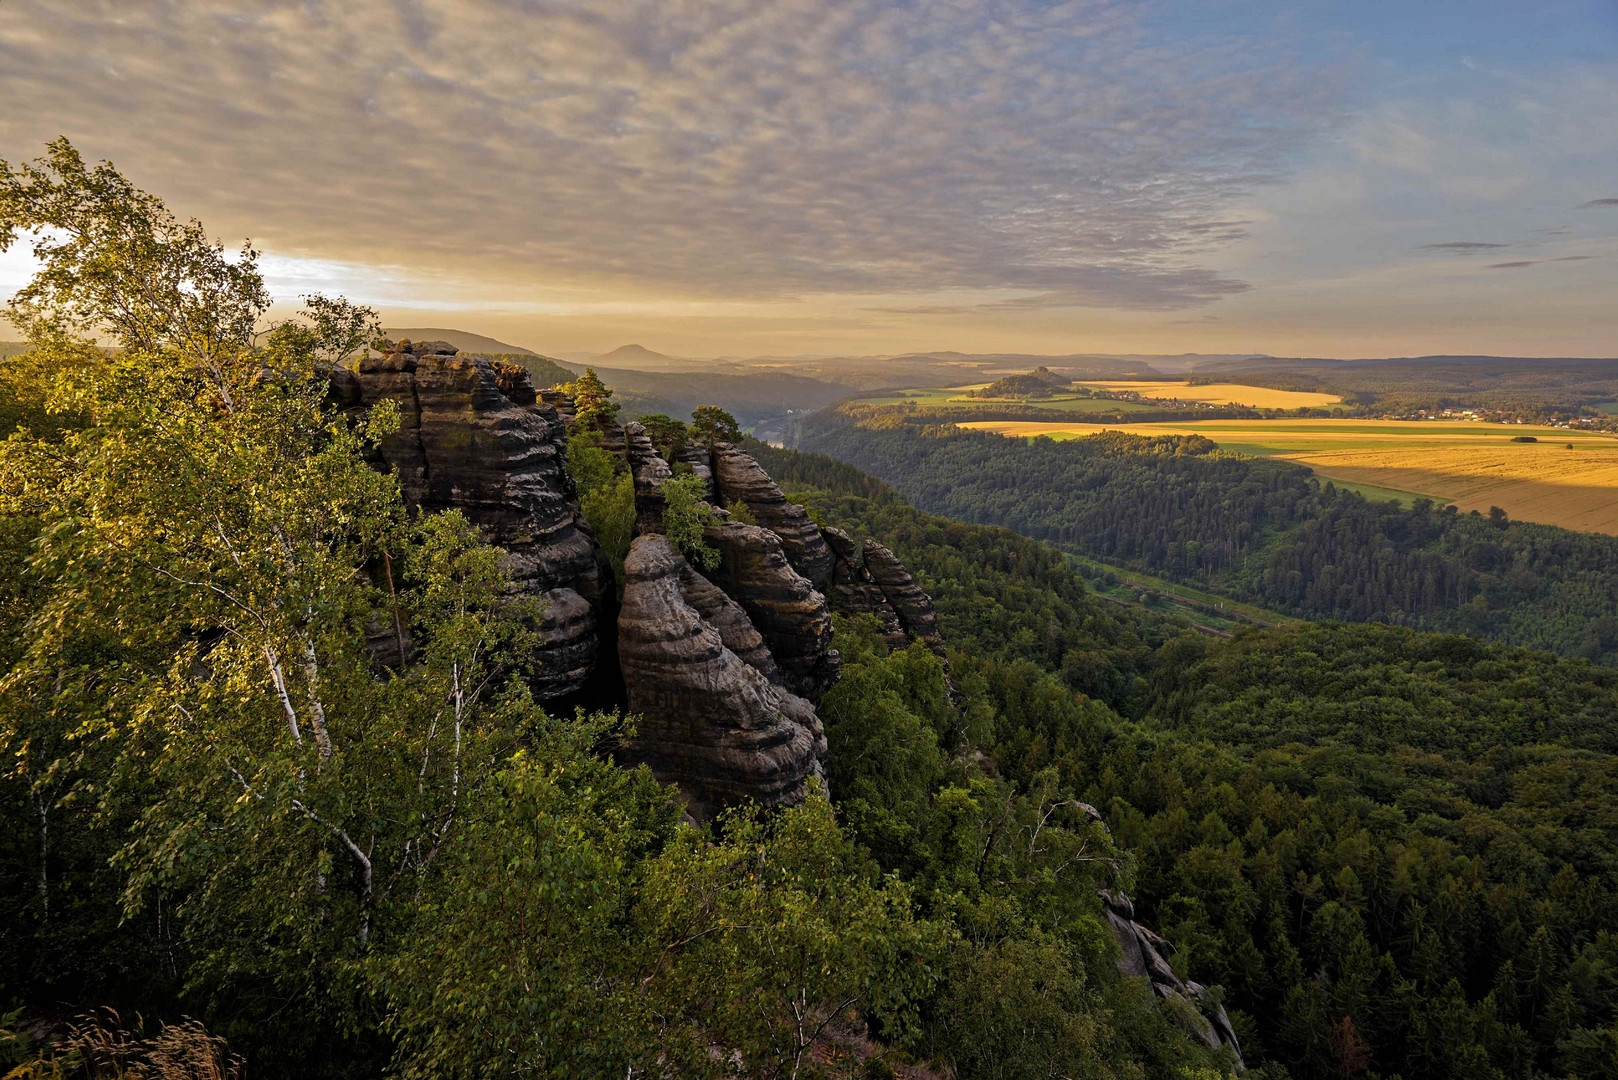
(0, 141), (541, 1032)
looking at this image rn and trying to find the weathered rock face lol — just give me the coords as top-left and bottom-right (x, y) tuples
(674, 443), (715, 501)
(861, 540), (944, 650)
(617, 535), (826, 819)
(702, 518), (839, 701)
(623, 421), (673, 535)
(859, 539), (963, 707)
(538, 388), (577, 425)
(1101, 889), (1243, 1063)
(710, 442), (835, 591)
(347, 348), (610, 701)
(676, 562), (782, 684)
(822, 527), (908, 651)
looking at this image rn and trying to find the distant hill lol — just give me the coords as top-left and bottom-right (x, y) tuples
(591, 344), (699, 371)
(1198, 354), (1618, 413)
(0, 341), (29, 359)
(576, 364), (843, 427)
(383, 328), (536, 357)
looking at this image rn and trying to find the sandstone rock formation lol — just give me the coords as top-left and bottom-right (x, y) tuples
(538, 388), (577, 425)
(674, 443), (715, 501)
(617, 535), (826, 819)
(702, 518), (839, 701)
(860, 539), (962, 707)
(822, 527), (908, 650)
(861, 540), (944, 650)
(710, 442), (835, 590)
(623, 421), (673, 535)
(345, 345), (610, 701)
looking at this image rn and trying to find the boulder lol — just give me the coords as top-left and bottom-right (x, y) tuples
(711, 442), (834, 590)
(617, 535), (826, 819)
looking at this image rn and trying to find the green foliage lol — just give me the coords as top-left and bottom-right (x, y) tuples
(562, 367), (620, 431)
(383, 768), (947, 1079)
(690, 404), (742, 446)
(296, 293), (380, 366)
(797, 412), (1618, 666)
(637, 412), (689, 461)
(760, 438), (1618, 1080)
(567, 432), (634, 592)
(660, 472), (720, 569)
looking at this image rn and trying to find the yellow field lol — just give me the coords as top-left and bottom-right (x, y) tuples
(960, 418), (1618, 534)
(1075, 380), (1342, 409)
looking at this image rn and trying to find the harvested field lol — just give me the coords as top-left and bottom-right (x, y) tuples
(962, 418), (1618, 533)
(1075, 380), (1342, 409)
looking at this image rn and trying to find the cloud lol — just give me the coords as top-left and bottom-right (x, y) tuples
(860, 305), (975, 316)
(1418, 241), (1507, 251)
(1553, 255), (1596, 262)
(1581, 198), (1618, 207)
(1487, 261), (1538, 269)
(0, 0), (1339, 311)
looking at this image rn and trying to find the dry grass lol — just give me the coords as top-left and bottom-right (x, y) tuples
(2, 1011), (244, 1080)
(963, 418), (1618, 534)
(1075, 380), (1342, 408)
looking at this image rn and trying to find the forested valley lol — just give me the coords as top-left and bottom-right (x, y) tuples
(753, 441), (1618, 1080)
(796, 411), (1618, 664)
(2, 143), (1615, 1080)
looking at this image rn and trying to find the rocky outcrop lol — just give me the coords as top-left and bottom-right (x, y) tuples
(623, 421), (673, 535)
(862, 540), (944, 650)
(710, 442), (835, 591)
(538, 388), (577, 425)
(822, 527), (909, 650)
(860, 539), (962, 708)
(677, 562), (782, 684)
(674, 443), (715, 501)
(1071, 802), (1242, 1066)
(344, 345), (610, 701)
(702, 518), (839, 701)
(617, 535), (826, 819)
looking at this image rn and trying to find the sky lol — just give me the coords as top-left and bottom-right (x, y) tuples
(1, 0), (1616, 359)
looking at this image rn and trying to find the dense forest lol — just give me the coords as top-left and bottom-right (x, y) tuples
(796, 412), (1618, 664)
(4, 142), (1616, 1080)
(754, 441), (1618, 1080)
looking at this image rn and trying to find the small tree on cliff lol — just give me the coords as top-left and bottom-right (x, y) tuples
(565, 367), (620, 431)
(691, 404), (741, 446)
(638, 412), (689, 461)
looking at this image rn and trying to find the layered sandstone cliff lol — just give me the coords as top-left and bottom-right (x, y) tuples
(332, 340), (609, 701)
(341, 352), (1237, 1054)
(617, 535), (826, 818)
